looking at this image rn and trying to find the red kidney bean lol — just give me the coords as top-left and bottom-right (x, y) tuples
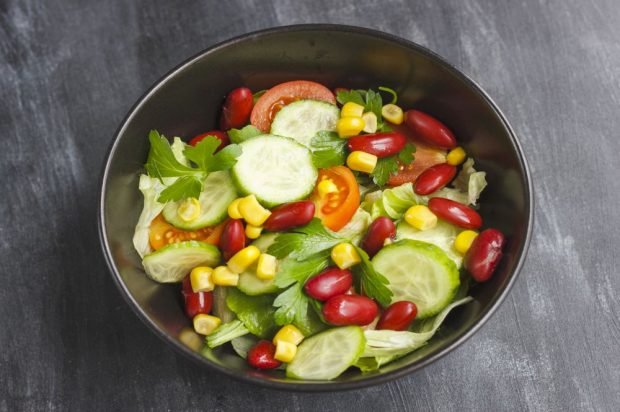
(464, 229), (505, 282)
(414, 163), (457, 195)
(247, 340), (282, 369)
(181, 276), (213, 318)
(220, 87), (253, 130)
(428, 197), (482, 230)
(361, 217), (396, 257)
(322, 294), (379, 326)
(347, 132), (407, 158)
(263, 201), (315, 232)
(304, 267), (353, 301)
(376, 301), (418, 331)
(219, 219), (246, 261)
(189, 130), (230, 150)
(405, 110), (457, 149)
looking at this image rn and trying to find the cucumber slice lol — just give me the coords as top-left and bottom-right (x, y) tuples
(232, 135), (317, 207)
(237, 233), (280, 295)
(270, 100), (339, 147)
(286, 326), (366, 380)
(371, 239), (459, 319)
(162, 171), (237, 230)
(142, 241), (221, 283)
(396, 220), (463, 268)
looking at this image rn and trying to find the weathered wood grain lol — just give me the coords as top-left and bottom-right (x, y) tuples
(1, 0), (618, 410)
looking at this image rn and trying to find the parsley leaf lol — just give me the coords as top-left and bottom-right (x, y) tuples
(228, 125), (262, 144)
(309, 131), (347, 168)
(398, 143), (416, 164)
(274, 251), (331, 289)
(273, 283), (327, 336)
(371, 143), (416, 187)
(145, 130), (198, 178)
(353, 246), (393, 307)
(336, 89), (365, 106)
(267, 218), (345, 260)
(226, 288), (278, 338)
(183, 136), (221, 170)
(364, 89), (383, 119)
(157, 175), (203, 202)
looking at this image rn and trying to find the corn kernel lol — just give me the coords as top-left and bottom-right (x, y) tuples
(238, 195), (271, 226)
(245, 224), (263, 239)
(227, 245), (261, 274)
(381, 104), (404, 125)
(331, 242), (361, 269)
(178, 327), (203, 351)
(404, 205), (437, 231)
(317, 179), (338, 198)
(227, 198), (243, 219)
(447, 147), (467, 166)
(274, 340), (297, 363)
(190, 266), (214, 292)
(337, 117), (365, 138)
(212, 266), (239, 286)
(177, 197), (201, 222)
(362, 112), (378, 133)
(273, 324), (304, 346)
(340, 102), (365, 118)
(256, 253), (277, 280)
(454, 230), (479, 255)
(347, 151), (378, 174)
(193, 314), (221, 336)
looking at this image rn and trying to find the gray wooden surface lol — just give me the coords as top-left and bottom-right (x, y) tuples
(1, 0), (619, 410)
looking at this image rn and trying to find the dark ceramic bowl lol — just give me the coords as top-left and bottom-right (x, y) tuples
(99, 24), (533, 391)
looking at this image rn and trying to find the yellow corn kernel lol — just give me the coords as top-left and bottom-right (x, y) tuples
(273, 324), (304, 346)
(404, 205), (437, 231)
(178, 327), (203, 351)
(227, 245), (261, 274)
(256, 253), (277, 280)
(193, 314), (221, 336)
(238, 195), (271, 226)
(189, 266), (214, 292)
(337, 117), (365, 138)
(454, 230), (479, 255)
(447, 147), (467, 166)
(274, 340), (297, 363)
(212, 266), (239, 286)
(340, 102), (365, 118)
(362, 112), (378, 133)
(227, 198), (243, 219)
(331, 242), (361, 269)
(245, 224), (263, 240)
(347, 151), (378, 174)
(177, 197), (201, 222)
(317, 178), (338, 198)
(381, 104), (404, 125)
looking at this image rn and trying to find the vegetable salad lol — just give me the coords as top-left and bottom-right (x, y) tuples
(133, 80), (505, 380)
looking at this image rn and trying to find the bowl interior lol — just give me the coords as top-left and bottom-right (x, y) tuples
(100, 26), (531, 390)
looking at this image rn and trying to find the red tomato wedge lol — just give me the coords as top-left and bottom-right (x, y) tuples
(250, 80), (336, 132)
(387, 124), (448, 186)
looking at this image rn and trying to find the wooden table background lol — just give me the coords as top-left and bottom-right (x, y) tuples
(1, 0), (619, 410)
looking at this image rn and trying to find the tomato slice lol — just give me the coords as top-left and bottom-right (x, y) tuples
(311, 166), (360, 231)
(148, 214), (225, 251)
(387, 124), (448, 186)
(250, 80), (336, 132)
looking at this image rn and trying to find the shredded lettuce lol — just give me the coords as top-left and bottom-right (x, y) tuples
(354, 297), (473, 371)
(452, 158), (487, 206)
(206, 320), (249, 348)
(337, 207), (372, 244)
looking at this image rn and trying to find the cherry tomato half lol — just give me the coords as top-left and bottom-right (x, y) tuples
(310, 166), (360, 231)
(148, 214), (224, 251)
(250, 80), (336, 132)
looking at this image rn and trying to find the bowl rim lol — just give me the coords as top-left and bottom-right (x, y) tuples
(98, 23), (534, 392)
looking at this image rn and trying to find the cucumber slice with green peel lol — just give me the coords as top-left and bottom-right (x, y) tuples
(396, 220), (463, 268)
(371, 239), (460, 319)
(270, 100), (339, 147)
(142, 241), (221, 283)
(250, 233), (279, 252)
(162, 171), (237, 230)
(232, 135), (318, 207)
(286, 326), (366, 380)
(236, 233), (281, 295)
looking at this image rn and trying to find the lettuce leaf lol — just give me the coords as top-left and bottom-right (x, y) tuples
(225, 288), (278, 339)
(337, 207), (372, 244)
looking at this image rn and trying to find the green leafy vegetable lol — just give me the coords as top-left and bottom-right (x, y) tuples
(336, 88), (385, 129)
(398, 143), (416, 164)
(378, 86), (398, 104)
(267, 218), (345, 260)
(309, 131), (347, 168)
(228, 125), (262, 144)
(145, 130), (241, 202)
(273, 283), (327, 336)
(226, 288), (278, 338)
(274, 251), (331, 289)
(336, 89), (365, 106)
(206, 320), (249, 348)
(352, 246), (392, 307)
(370, 143), (416, 187)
